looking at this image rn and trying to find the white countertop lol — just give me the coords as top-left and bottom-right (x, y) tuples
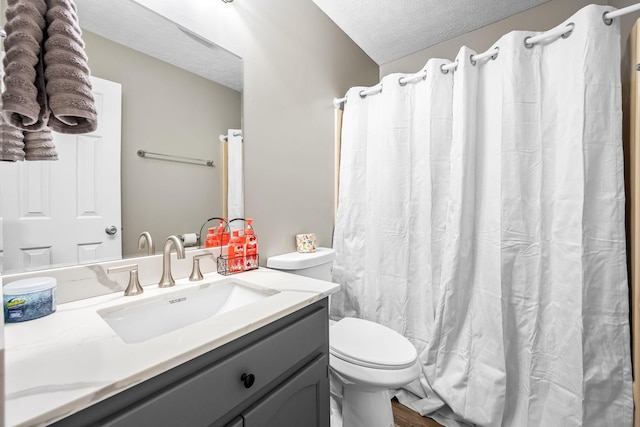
(4, 268), (340, 427)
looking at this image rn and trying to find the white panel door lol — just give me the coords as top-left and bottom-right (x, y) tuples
(0, 76), (122, 272)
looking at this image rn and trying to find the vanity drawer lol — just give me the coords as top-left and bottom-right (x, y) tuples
(102, 306), (328, 426)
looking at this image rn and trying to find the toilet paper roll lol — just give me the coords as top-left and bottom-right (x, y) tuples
(180, 233), (199, 247)
(296, 233), (317, 253)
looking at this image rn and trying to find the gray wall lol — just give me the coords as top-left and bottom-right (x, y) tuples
(82, 31), (242, 257)
(132, 0), (380, 262)
(239, 2), (380, 261)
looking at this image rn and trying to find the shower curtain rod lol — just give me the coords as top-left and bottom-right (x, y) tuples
(603, 2), (640, 21)
(332, 2), (640, 109)
(218, 130), (243, 142)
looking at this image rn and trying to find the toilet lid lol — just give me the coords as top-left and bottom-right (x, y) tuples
(329, 317), (418, 370)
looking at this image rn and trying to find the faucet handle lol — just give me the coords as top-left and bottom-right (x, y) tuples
(189, 253), (214, 281)
(108, 264), (144, 296)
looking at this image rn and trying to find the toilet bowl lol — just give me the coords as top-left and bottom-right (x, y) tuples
(267, 249), (421, 427)
(330, 317), (420, 427)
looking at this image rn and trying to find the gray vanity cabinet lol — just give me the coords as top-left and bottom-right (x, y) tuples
(52, 298), (329, 427)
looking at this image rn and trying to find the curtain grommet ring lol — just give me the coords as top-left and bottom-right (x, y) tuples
(603, 11), (613, 26)
(441, 61), (458, 74)
(491, 46), (500, 60)
(398, 76), (407, 87)
(524, 36), (534, 49)
(470, 54), (477, 66)
(359, 84), (382, 98)
(562, 22), (575, 39)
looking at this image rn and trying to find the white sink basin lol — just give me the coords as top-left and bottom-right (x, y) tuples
(98, 279), (278, 343)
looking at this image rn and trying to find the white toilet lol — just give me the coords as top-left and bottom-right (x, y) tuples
(267, 248), (421, 427)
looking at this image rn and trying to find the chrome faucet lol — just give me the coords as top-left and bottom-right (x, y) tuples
(138, 231), (155, 255)
(159, 235), (185, 288)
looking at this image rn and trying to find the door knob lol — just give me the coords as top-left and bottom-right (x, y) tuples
(105, 225), (118, 235)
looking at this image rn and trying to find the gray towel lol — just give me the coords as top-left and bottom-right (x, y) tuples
(1, 0), (97, 141)
(0, 121), (26, 161)
(23, 127), (58, 160)
(44, 0), (97, 134)
(0, 118), (58, 161)
(1, 0), (49, 131)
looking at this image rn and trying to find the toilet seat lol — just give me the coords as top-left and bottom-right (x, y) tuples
(329, 317), (418, 370)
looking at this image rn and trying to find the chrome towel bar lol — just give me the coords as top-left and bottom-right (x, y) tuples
(137, 149), (214, 167)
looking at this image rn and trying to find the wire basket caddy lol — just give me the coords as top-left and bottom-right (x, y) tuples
(217, 254), (260, 276)
(215, 218), (259, 276)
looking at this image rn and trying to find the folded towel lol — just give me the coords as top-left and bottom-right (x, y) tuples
(0, 121), (26, 161)
(1, 0), (49, 130)
(44, 0), (97, 134)
(23, 127), (58, 160)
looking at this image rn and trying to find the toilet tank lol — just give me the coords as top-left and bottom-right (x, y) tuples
(266, 247), (335, 281)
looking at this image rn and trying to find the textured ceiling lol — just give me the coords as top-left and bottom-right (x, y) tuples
(312, 0), (550, 65)
(75, 0), (243, 91)
(74, 0), (552, 88)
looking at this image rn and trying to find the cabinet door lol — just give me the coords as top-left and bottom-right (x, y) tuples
(242, 355), (329, 427)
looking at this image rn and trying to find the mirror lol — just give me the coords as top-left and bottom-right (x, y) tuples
(0, 0), (243, 274)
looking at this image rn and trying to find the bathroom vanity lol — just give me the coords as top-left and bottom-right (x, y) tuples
(54, 299), (328, 426)
(4, 267), (339, 426)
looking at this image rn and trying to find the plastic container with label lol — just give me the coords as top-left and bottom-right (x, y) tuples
(4, 277), (57, 323)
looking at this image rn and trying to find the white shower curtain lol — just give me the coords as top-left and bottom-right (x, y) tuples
(331, 5), (632, 426)
(331, 58), (453, 350)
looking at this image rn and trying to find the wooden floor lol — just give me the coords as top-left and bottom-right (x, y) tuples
(392, 399), (443, 427)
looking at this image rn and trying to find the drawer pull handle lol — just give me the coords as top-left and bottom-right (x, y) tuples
(241, 373), (256, 388)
